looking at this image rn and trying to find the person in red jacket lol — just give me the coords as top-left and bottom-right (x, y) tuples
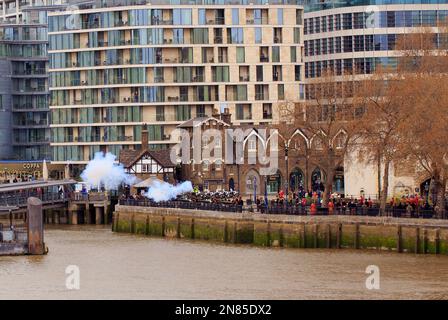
(328, 200), (334, 215)
(310, 202), (317, 215)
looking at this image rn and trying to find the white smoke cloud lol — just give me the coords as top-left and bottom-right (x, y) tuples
(81, 152), (137, 190)
(145, 180), (193, 202)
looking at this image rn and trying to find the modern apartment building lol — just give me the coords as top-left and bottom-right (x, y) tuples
(303, 0), (448, 79)
(0, 0), (90, 162)
(0, 0), (72, 161)
(47, 0), (305, 165)
(303, 0), (448, 198)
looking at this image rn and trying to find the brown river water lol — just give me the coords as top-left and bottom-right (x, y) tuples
(0, 225), (447, 300)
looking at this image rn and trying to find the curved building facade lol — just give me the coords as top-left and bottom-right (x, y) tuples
(303, 0), (448, 198)
(304, 0), (448, 79)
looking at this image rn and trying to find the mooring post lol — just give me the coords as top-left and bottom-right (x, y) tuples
(415, 227), (420, 254)
(435, 229), (440, 255)
(397, 225), (403, 253)
(354, 223), (360, 250)
(336, 223), (342, 249)
(27, 197), (46, 255)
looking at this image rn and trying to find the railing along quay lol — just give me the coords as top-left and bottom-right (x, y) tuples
(119, 199), (441, 219)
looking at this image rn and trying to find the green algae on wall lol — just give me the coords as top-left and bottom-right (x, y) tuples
(112, 207), (448, 255)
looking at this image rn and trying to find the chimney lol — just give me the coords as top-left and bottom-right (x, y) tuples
(141, 123), (148, 150)
(212, 108), (220, 119)
(221, 108), (232, 125)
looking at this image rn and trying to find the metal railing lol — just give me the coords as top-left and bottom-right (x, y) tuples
(119, 199), (243, 213)
(0, 192), (67, 208)
(118, 199), (442, 219)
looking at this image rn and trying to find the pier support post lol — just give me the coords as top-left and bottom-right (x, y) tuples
(69, 210), (78, 225)
(95, 206), (103, 225)
(104, 206), (109, 224)
(313, 224), (318, 248)
(54, 210), (60, 224)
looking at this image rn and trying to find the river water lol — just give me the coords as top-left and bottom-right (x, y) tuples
(0, 225), (447, 300)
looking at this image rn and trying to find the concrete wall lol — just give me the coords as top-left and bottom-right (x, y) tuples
(0, 59), (12, 160)
(113, 205), (448, 255)
(344, 148), (417, 199)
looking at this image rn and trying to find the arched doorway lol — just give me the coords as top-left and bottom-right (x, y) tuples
(290, 168), (304, 192)
(245, 169), (260, 196)
(311, 168), (325, 192)
(229, 178), (235, 191)
(333, 166), (345, 195)
(267, 170), (282, 194)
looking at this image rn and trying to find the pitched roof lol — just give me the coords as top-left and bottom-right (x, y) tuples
(177, 116), (230, 128)
(119, 148), (175, 169)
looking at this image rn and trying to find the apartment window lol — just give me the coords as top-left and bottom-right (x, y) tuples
(350, 12), (363, 30)
(343, 36), (353, 53)
(192, 28), (209, 44)
(290, 47), (297, 62)
(354, 35), (364, 52)
(335, 14), (341, 30)
(176, 105), (191, 121)
(296, 10), (303, 25)
(342, 13), (352, 30)
(256, 65), (263, 82)
(293, 28), (301, 44)
(260, 47), (269, 62)
(196, 105), (206, 117)
(156, 106), (165, 121)
(173, 9), (192, 25)
(278, 8), (284, 25)
(273, 65), (282, 81)
(254, 27), (262, 44)
(278, 84), (285, 100)
(328, 15), (334, 31)
(314, 17), (320, 33)
(335, 37), (342, 53)
(263, 103), (272, 119)
(227, 27), (243, 44)
(213, 66), (229, 82)
(232, 8), (239, 25)
(295, 65), (301, 81)
(198, 8), (206, 25)
(308, 18), (314, 34)
(272, 46), (280, 63)
(236, 47), (245, 63)
(236, 104), (251, 120)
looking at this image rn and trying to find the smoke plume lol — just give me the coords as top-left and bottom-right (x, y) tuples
(81, 152), (137, 190)
(145, 180), (193, 202)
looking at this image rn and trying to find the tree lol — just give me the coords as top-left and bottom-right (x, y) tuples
(354, 69), (410, 215)
(395, 28), (448, 218)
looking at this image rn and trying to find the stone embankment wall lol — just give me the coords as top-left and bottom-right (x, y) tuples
(113, 206), (448, 254)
